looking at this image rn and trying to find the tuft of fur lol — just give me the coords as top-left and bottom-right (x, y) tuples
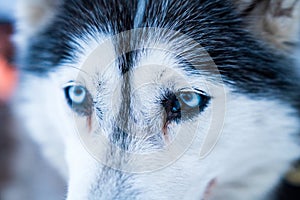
(14, 0), (62, 49)
(233, 0), (300, 52)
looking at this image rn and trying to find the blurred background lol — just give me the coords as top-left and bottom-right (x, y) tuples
(0, 1), (65, 200)
(0, 1), (299, 200)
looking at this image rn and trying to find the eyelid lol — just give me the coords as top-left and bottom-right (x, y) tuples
(62, 81), (86, 89)
(178, 87), (209, 96)
(62, 81), (76, 88)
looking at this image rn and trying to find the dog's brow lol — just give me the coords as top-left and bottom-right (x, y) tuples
(176, 55), (219, 77)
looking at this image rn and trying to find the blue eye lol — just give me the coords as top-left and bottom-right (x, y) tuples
(179, 92), (202, 108)
(161, 90), (210, 122)
(68, 86), (86, 104)
(64, 84), (93, 116)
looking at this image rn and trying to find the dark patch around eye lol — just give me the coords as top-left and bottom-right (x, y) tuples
(161, 91), (182, 123)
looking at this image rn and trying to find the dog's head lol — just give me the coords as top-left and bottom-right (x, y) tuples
(15, 0), (300, 199)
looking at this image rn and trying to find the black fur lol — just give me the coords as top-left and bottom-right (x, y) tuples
(19, 0), (300, 112)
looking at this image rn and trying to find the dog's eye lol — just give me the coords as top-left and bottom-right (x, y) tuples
(64, 84), (93, 116)
(162, 90), (210, 122)
(68, 86), (86, 104)
(179, 92), (202, 108)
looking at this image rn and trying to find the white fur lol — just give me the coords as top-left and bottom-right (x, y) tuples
(13, 1), (300, 199)
(14, 36), (300, 199)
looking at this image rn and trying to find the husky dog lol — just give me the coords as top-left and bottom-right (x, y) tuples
(13, 0), (300, 199)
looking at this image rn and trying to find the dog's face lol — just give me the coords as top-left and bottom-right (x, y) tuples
(15, 0), (300, 199)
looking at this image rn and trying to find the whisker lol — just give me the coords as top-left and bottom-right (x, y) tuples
(63, 65), (92, 77)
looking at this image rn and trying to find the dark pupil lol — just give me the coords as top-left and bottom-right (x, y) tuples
(181, 93), (192, 102)
(74, 87), (83, 96)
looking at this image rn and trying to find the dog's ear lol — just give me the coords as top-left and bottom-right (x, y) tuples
(233, 0), (300, 52)
(15, 0), (62, 39)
